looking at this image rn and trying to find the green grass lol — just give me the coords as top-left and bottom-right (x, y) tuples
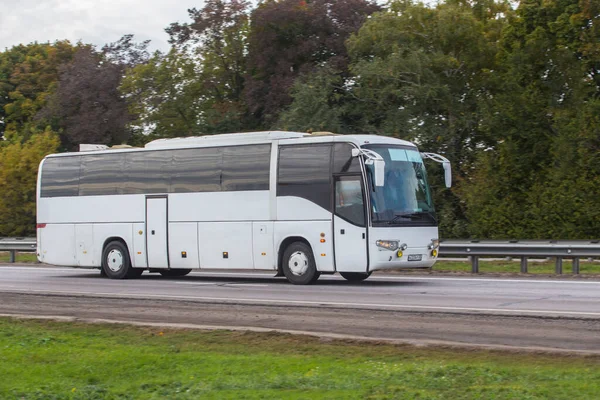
(0, 252), (38, 263)
(1, 318), (599, 399)
(434, 259), (600, 275)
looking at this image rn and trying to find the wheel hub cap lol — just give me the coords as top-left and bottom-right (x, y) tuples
(288, 251), (309, 276)
(107, 249), (123, 272)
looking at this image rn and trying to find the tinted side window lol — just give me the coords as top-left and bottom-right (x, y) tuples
(79, 153), (127, 196)
(222, 145), (270, 191)
(40, 157), (81, 197)
(333, 143), (361, 174)
(170, 148), (222, 193)
(277, 144), (332, 211)
(123, 151), (172, 194)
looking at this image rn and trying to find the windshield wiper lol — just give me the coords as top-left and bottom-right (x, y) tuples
(387, 213), (421, 224)
(387, 212), (437, 225)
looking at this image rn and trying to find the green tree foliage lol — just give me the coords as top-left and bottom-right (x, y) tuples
(245, 0), (380, 125)
(464, 0), (600, 239)
(123, 0), (254, 138)
(0, 41), (76, 142)
(0, 130), (60, 236)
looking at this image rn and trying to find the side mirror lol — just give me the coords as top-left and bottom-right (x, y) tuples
(443, 161), (452, 188)
(353, 148), (385, 187)
(373, 159), (385, 187)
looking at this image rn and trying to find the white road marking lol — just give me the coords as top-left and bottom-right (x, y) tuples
(174, 282), (269, 287)
(2, 265), (600, 285)
(1, 287), (599, 318)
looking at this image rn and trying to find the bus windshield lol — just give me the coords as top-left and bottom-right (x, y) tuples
(364, 144), (436, 226)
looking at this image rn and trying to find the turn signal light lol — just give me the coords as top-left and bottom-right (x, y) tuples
(320, 239), (326, 243)
(431, 249), (438, 257)
(396, 250), (403, 258)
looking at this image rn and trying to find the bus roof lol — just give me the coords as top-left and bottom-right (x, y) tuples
(45, 131), (417, 158)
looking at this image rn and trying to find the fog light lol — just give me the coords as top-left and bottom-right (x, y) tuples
(397, 250), (403, 258)
(431, 249), (438, 257)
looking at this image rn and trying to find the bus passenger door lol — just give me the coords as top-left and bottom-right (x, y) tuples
(146, 196), (169, 268)
(333, 175), (368, 272)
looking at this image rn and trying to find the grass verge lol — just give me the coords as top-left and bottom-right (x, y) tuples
(0, 252), (38, 263)
(1, 318), (599, 399)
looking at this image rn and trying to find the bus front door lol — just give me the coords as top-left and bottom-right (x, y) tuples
(333, 175), (368, 272)
(146, 196), (169, 268)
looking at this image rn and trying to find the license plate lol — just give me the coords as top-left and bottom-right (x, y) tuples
(408, 254), (422, 261)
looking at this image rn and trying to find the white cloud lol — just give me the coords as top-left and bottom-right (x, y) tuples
(0, 0), (202, 52)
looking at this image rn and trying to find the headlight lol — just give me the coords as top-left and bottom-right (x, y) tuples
(376, 240), (399, 251)
(428, 239), (440, 249)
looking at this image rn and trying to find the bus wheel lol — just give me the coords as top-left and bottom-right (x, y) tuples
(159, 269), (192, 277)
(282, 242), (320, 285)
(101, 241), (133, 279)
(340, 272), (372, 282)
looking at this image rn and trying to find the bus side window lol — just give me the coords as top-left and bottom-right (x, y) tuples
(334, 176), (365, 227)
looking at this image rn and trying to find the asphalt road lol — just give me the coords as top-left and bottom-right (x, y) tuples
(1, 265), (599, 354)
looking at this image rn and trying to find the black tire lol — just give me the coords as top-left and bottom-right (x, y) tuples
(282, 242), (320, 285)
(159, 269), (192, 277)
(340, 271), (372, 282)
(127, 268), (144, 278)
(101, 241), (133, 279)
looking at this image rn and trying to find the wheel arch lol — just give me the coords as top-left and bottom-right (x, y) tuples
(102, 236), (131, 258)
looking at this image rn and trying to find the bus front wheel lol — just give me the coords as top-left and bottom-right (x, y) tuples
(340, 272), (372, 282)
(101, 241), (135, 279)
(282, 242), (320, 285)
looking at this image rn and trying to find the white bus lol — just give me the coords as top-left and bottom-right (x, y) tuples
(36, 131), (451, 284)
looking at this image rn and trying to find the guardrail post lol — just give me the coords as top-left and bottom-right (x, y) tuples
(471, 256), (479, 273)
(520, 257), (528, 273)
(572, 258), (580, 274)
(9, 250), (16, 263)
(555, 257), (563, 274)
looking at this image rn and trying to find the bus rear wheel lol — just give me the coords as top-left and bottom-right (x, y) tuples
(282, 242), (320, 285)
(101, 241), (135, 279)
(159, 269), (192, 277)
(340, 272), (372, 282)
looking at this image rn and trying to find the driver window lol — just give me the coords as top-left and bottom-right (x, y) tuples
(335, 176), (365, 227)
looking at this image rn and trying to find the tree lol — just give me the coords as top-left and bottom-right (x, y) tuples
(0, 41), (76, 142)
(463, 0), (600, 239)
(0, 129), (60, 236)
(37, 45), (137, 150)
(245, 0), (380, 125)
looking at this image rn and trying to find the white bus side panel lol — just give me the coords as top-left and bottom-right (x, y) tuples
(276, 197), (330, 221)
(75, 224), (94, 266)
(198, 222), (253, 269)
(92, 223), (135, 268)
(37, 195), (145, 224)
(252, 222), (275, 270)
(274, 221), (334, 272)
(169, 222), (200, 269)
(39, 224), (76, 266)
(132, 223), (147, 269)
(169, 191), (270, 222)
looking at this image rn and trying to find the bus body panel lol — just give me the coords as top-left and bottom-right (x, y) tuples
(75, 224), (94, 266)
(168, 222), (200, 270)
(198, 222), (254, 269)
(333, 215), (368, 273)
(169, 191), (270, 223)
(132, 222), (147, 268)
(146, 197), (169, 268)
(276, 196), (331, 221)
(38, 195), (145, 224)
(368, 226), (438, 271)
(252, 222), (275, 270)
(273, 221), (334, 272)
(39, 224), (76, 266)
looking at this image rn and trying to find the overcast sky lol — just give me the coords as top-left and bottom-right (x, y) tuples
(0, 0), (203, 52)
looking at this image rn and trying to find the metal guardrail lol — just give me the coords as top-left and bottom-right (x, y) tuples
(0, 238), (37, 263)
(439, 240), (600, 274)
(1, 238), (599, 274)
